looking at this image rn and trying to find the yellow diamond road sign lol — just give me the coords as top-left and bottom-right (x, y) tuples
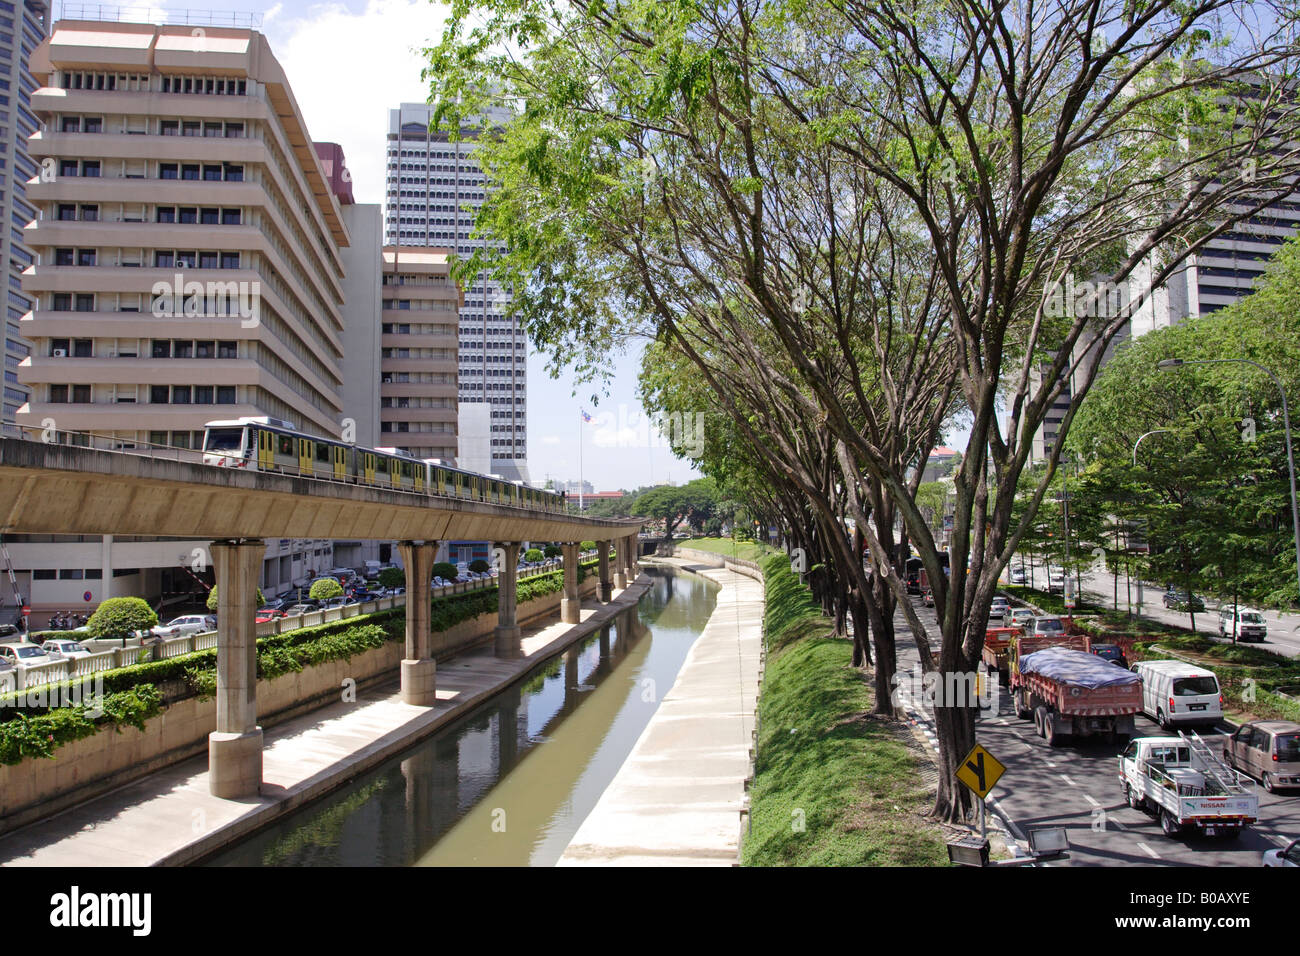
(956, 743), (1005, 800)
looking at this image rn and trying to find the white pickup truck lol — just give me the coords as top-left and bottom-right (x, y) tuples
(1119, 735), (1258, 838)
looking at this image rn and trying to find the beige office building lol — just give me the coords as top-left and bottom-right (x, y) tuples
(4, 18), (369, 618)
(379, 246), (459, 462)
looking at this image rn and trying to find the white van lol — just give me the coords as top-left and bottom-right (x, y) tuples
(1218, 607), (1268, 642)
(1131, 660), (1223, 729)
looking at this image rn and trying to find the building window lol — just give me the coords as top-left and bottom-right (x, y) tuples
(156, 207), (175, 223)
(160, 120), (178, 136)
(220, 252), (239, 269)
(78, 205), (97, 222)
(224, 164), (243, 182)
(202, 165), (222, 182)
(150, 385), (168, 403)
(77, 249), (95, 266)
(217, 385), (235, 404)
(84, 118), (102, 133)
(72, 384), (90, 403)
(53, 248), (73, 265)
(74, 294), (94, 312)
(81, 160), (100, 178)
(181, 164), (199, 181)
(160, 163), (178, 179)
(221, 208), (240, 225)
(49, 384), (67, 402)
(218, 340), (237, 359)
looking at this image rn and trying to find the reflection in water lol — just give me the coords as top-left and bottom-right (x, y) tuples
(203, 565), (718, 867)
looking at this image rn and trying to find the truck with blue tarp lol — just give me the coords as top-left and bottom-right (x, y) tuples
(1010, 638), (1143, 746)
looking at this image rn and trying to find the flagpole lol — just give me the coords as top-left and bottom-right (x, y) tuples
(578, 410), (585, 512)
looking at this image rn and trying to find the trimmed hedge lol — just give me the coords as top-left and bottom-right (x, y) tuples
(0, 562), (599, 764)
(0, 684), (163, 766)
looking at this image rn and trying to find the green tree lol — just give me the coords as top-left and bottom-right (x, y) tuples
(87, 597), (157, 642)
(524, 548), (544, 562)
(378, 567), (406, 589)
(430, 563), (458, 582)
(468, 559), (491, 574)
(309, 578), (343, 602)
(206, 585), (265, 612)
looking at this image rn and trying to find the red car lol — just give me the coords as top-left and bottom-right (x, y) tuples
(255, 608), (287, 624)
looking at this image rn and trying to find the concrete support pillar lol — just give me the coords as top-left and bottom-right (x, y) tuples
(613, 538), (628, 590)
(209, 538), (264, 799)
(494, 541), (521, 658)
(397, 540), (437, 706)
(560, 542), (581, 624)
(597, 539), (612, 602)
(623, 535), (637, 583)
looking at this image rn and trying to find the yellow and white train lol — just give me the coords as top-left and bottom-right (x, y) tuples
(201, 417), (564, 512)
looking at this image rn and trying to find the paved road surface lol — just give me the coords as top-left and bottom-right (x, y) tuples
(1009, 562), (1300, 659)
(895, 596), (1300, 867)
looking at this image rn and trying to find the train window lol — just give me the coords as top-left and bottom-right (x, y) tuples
(376, 457), (388, 474)
(277, 435), (293, 455)
(316, 443), (329, 462)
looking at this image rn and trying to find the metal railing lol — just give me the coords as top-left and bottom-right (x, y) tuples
(57, 3), (263, 28)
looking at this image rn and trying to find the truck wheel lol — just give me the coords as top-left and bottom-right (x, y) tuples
(1125, 784), (1144, 811)
(1034, 705), (1047, 738)
(1156, 708), (1168, 730)
(1264, 772), (1276, 793)
(1160, 810), (1181, 837)
(1014, 690), (1030, 719)
(1045, 713), (1068, 747)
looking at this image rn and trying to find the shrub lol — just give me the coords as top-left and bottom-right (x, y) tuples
(207, 585), (266, 612)
(378, 567), (406, 589)
(0, 684), (163, 765)
(580, 540), (596, 551)
(431, 562), (458, 582)
(543, 544), (562, 558)
(86, 597), (157, 642)
(524, 548), (544, 563)
(309, 578), (344, 601)
(468, 559), (491, 574)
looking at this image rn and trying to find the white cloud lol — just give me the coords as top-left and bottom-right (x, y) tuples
(540, 435), (561, 446)
(265, 0), (453, 208)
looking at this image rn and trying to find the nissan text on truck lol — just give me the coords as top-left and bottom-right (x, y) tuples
(1119, 734), (1258, 838)
(1010, 634), (1142, 746)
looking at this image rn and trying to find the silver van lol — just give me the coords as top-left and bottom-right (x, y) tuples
(1131, 659), (1223, 729)
(1225, 721), (1300, 792)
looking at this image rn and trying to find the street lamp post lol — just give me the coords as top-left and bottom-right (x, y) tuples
(1131, 429), (1176, 617)
(1158, 358), (1300, 611)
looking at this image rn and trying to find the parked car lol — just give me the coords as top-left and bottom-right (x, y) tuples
(256, 606), (287, 619)
(922, 589), (934, 608)
(283, 603), (319, 617)
(150, 615), (217, 639)
(1263, 839), (1300, 867)
(0, 642), (52, 668)
(1162, 588), (1205, 612)
(350, 588), (381, 601)
(1130, 659), (1223, 729)
(1089, 643), (1128, 668)
(40, 639), (92, 661)
(258, 598), (293, 614)
(0, 624), (22, 640)
(1009, 608), (1035, 630)
(1225, 720), (1300, 792)
(1218, 606), (1268, 642)
(320, 596), (348, 610)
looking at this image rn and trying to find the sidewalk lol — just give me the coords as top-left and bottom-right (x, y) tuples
(557, 560), (763, 866)
(0, 577), (649, 867)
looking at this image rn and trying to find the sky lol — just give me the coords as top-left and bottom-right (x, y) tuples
(113, 0), (702, 492)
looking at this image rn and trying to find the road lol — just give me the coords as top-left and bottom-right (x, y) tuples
(1010, 562), (1300, 659)
(895, 596), (1300, 867)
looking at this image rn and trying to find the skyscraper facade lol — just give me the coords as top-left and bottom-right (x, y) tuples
(384, 102), (529, 483)
(1, 1), (48, 426)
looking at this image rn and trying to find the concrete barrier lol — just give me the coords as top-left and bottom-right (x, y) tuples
(0, 573), (597, 836)
(670, 546), (765, 583)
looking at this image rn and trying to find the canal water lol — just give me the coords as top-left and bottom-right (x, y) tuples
(203, 564), (719, 866)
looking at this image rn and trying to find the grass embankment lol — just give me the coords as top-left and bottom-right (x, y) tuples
(677, 536), (778, 563)
(741, 553), (947, 867)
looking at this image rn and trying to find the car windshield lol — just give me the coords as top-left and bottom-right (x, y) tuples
(1241, 613), (1265, 624)
(1173, 676), (1219, 696)
(61, 643), (83, 652)
(1276, 733), (1300, 762)
(1037, 619), (1064, 632)
(15, 646), (45, 659)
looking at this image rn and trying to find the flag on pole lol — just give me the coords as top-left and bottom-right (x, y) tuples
(581, 409), (593, 423)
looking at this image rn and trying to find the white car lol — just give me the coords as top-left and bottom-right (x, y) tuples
(40, 639), (92, 661)
(0, 642), (53, 668)
(150, 615), (217, 638)
(1263, 839), (1299, 867)
(989, 596), (1011, 623)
